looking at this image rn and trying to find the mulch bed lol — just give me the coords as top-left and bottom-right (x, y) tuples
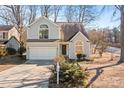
(0, 55), (26, 64)
(48, 75), (62, 88)
(0, 55), (26, 72)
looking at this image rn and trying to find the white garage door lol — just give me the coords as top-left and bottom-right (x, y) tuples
(29, 47), (57, 60)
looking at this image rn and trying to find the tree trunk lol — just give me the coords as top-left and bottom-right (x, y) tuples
(93, 42), (99, 54)
(119, 7), (124, 63)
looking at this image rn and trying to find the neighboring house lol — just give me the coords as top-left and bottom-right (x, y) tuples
(5, 36), (20, 51)
(0, 25), (20, 50)
(26, 16), (90, 60)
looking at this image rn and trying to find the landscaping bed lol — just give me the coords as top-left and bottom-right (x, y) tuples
(0, 55), (26, 64)
(0, 55), (26, 72)
(49, 55), (89, 88)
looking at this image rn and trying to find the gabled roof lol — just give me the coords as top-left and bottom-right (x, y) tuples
(29, 16), (59, 28)
(0, 40), (8, 44)
(4, 36), (21, 44)
(0, 25), (14, 31)
(55, 22), (89, 41)
(28, 16), (89, 42)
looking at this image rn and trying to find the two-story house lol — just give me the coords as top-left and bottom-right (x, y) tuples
(26, 16), (91, 60)
(0, 25), (20, 50)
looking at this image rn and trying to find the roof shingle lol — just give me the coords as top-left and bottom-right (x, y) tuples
(55, 22), (89, 41)
(0, 25), (14, 31)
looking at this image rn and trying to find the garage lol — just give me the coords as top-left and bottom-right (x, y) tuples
(28, 47), (57, 60)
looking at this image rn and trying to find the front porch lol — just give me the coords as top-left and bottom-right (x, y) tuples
(57, 42), (69, 57)
(56, 40), (89, 60)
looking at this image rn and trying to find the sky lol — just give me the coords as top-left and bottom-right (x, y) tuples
(86, 5), (120, 29)
(52, 5), (120, 29)
(58, 5), (120, 29)
(0, 5), (120, 29)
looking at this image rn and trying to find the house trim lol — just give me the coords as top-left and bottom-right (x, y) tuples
(70, 31), (89, 42)
(74, 40), (84, 55)
(4, 36), (21, 45)
(28, 16), (60, 28)
(11, 26), (20, 34)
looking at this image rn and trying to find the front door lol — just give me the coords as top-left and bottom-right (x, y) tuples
(62, 45), (67, 55)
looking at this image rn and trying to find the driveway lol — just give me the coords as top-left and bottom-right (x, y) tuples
(106, 47), (121, 54)
(0, 60), (53, 88)
(25, 60), (54, 66)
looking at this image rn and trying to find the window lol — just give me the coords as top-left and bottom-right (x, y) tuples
(39, 24), (49, 39)
(0, 34), (2, 39)
(40, 24), (48, 28)
(3, 32), (7, 39)
(75, 41), (83, 54)
(3, 32), (5, 39)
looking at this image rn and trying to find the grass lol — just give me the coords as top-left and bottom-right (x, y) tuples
(77, 52), (121, 87)
(78, 52), (119, 65)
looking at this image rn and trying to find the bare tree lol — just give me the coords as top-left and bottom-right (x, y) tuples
(64, 6), (76, 22)
(76, 5), (99, 25)
(40, 5), (52, 18)
(105, 28), (113, 43)
(114, 5), (124, 63)
(53, 5), (62, 22)
(112, 27), (120, 43)
(3, 5), (24, 28)
(28, 5), (38, 24)
(78, 5), (86, 22)
(88, 29), (101, 54)
(89, 29), (108, 57)
(0, 5), (27, 46)
(64, 5), (100, 24)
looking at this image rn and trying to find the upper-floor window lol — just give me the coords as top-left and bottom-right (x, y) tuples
(39, 24), (48, 39)
(75, 41), (83, 54)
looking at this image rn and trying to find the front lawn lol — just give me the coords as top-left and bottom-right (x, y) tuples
(78, 52), (122, 88)
(49, 51), (121, 88)
(78, 52), (120, 65)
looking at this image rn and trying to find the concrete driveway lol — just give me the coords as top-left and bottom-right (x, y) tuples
(25, 60), (54, 66)
(0, 60), (53, 88)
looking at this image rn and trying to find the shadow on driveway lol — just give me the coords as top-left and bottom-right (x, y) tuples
(25, 60), (54, 66)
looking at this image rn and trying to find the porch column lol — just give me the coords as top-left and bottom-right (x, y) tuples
(67, 44), (69, 56)
(57, 42), (60, 56)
